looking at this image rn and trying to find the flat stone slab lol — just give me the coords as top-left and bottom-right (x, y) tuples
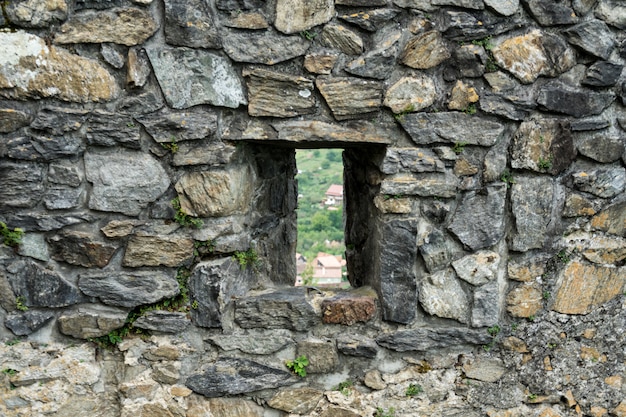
(85, 149), (170, 216)
(146, 46), (246, 109)
(78, 270), (179, 308)
(376, 328), (492, 351)
(234, 288), (320, 331)
(186, 358), (297, 397)
(399, 112), (505, 146)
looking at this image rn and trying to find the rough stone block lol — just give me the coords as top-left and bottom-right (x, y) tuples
(321, 293), (376, 325)
(186, 358), (297, 397)
(234, 288), (320, 331)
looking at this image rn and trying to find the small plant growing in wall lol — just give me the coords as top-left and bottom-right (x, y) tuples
(160, 136), (179, 153)
(234, 248), (259, 269)
(405, 383), (423, 397)
(171, 197), (203, 229)
(335, 380), (354, 396)
(452, 141), (468, 154)
(0, 222), (24, 247)
(537, 156), (553, 171)
(285, 355), (309, 377)
(374, 407), (396, 417)
(15, 296), (28, 312)
(500, 170), (515, 188)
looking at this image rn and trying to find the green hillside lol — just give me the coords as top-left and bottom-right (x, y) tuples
(295, 149), (345, 262)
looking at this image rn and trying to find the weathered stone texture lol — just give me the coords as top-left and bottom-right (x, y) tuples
(164, 0), (220, 49)
(244, 68), (316, 117)
(401, 31), (450, 69)
(510, 176), (554, 252)
(123, 234), (194, 268)
(55, 7), (158, 46)
(0, 31), (119, 102)
(268, 388), (324, 414)
(186, 358), (297, 397)
(321, 293), (376, 325)
(78, 271), (179, 308)
(146, 47), (246, 109)
(85, 150), (170, 216)
(222, 30), (310, 65)
(448, 185), (507, 251)
(552, 261), (626, 314)
(399, 112), (505, 146)
(491, 30), (575, 83)
(419, 269), (469, 323)
(275, 0), (334, 34)
(58, 304), (129, 339)
(378, 219), (418, 324)
(316, 77), (382, 120)
(234, 289), (320, 331)
(48, 230), (117, 268)
(175, 167), (252, 217)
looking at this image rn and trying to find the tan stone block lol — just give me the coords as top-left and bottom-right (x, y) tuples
(304, 53), (338, 75)
(502, 336), (529, 353)
(611, 400), (626, 417)
(582, 328), (597, 339)
(508, 259), (546, 282)
(400, 31), (450, 70)
(454, 158), (479, 176)
(170, 385), (192, 397)
(538, 407), (562, 417)
(448, 80), (479, 111)
(543, 356), (553, 371)
(563, 390), (577, 407)
(321, 294), (376, 325)
(506, 284), (543, 318)
(55, 7), (158, 46)
(590, 406), (608, 417)
(605, 375), (623, 388)
(551, 261), (626, 315)
(373, 195), (412, 214)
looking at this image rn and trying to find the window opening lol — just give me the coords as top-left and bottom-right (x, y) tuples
(293, 149), (349, 288)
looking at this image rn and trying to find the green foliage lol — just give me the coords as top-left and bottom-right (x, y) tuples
(405, 383), (423, 397)
(2, 368), (17, 376)
(300, 30), (317, 40)
(527, 315), (535, 322)
(193, 240), (215, 257)
(500, 170), (515, 188)
(15, 296), (28, 312)
(234, 248), (259, 269)
(171, 197), (203, 228)
(393, 104), (415, 122)
(295, 149), (346, 262)
(285, 355), (309, 377)
(374, 407), (396, 417)
(335, 380), (353, 396)
(543, 291), (551, 300)
(462, 103), (477, 115)
(537, 156), (553, 171)
(5, 339), (20, 346)
(484, 324), (501, 351)
(472, 36), (493, 50)
(0, 222), (24, 247)
(91, 266), (193, 349)
(488, 324), (501, 337)
(528, 393), (537, 400)
(452, 141), (468, 154)
(161, 136), (179, 153)
(557, 249), (570, 264)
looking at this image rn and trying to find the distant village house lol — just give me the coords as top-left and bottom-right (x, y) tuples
(324, 184), (343, 207)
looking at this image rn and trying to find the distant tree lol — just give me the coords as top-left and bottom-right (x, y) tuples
(310, 211), (332, 231)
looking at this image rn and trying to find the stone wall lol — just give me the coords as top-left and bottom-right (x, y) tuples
(1, 0), (626, 416)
